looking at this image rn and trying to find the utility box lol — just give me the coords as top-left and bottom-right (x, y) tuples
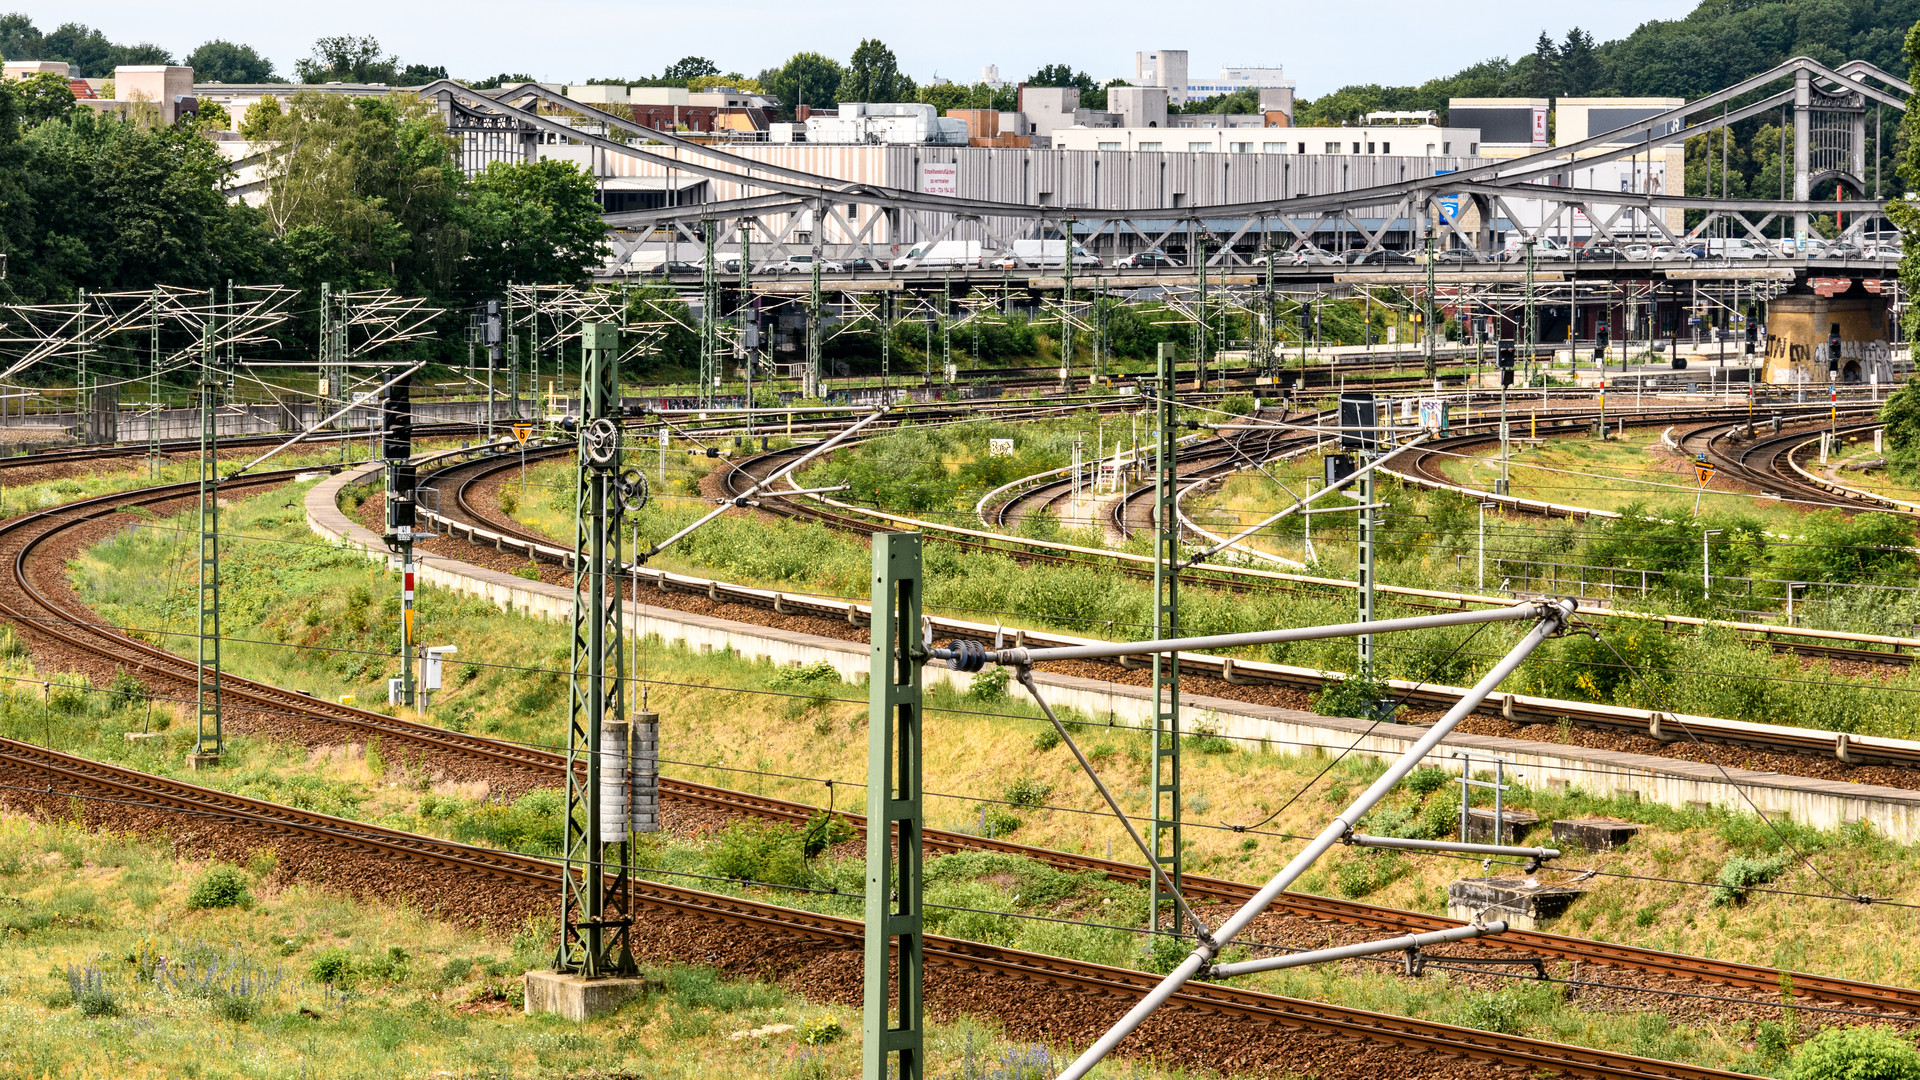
(581, 322), (621, 352)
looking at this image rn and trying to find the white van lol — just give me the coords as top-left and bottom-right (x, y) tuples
(1500, 236), (1572, 261)
(994, 239), (1102, 269)
(890, 240), (985, 269)
(1705, 238), (1769, 260)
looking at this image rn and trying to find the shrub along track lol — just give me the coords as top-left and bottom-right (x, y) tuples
(0, 736), (1786, 1079)
(0, 456), (1909, 1042)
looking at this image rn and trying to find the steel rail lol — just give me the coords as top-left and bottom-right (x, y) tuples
(0, 736), (1768, 1080)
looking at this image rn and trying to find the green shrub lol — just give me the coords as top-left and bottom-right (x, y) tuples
(1456, 990), (1527, 1035)
(1031, 725), (1062, 752)
(796, 1016), (845, 1046)
(799, 810), (855, 859)
(966, 666), (1010, 703)
(923, 880), (1018, 945)
(308, 949), (354, 985)
(217, 993), (258, 1022)
(511, 564), (541, 581)
(1406, 765), (1450, 796)
(450, 789), (565, 855)
(1711, 854), (1785, 906)
(1788, 1027), (1920, 1080)
(1002, 778), (1053, 808)
(1312, 670), (1397, 722)
(1333, 850), (1406, 899)
(1140, 932), (1191, 975)
(972, 806), (1022, 838)
(1184, 723), (1234, 754)
(705, 820), (810, 889)
(1217, 394), (1255, 416)
(186, 866), (252, 910)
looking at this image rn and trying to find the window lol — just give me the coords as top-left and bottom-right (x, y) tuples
(1098, 141), (1122, 151)
(1263, 142), (1283, 153)
(1138, 141), (1162, 151)
(1366, 142), (1376, 154)
(1297, 142), (1306, 154)
(1442, 142), (1451, 154)
(1381, 142), (1390, 154)
(1324, 142), (1342, 154)
(1231, 142), (1252, 153)
(1469, 142), (1478, 155)
(1352, 141), (1361, 154)
(1189, 141), (1212, 152)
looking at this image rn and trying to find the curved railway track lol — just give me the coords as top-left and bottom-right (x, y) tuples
(0, 439), (1907, 1079)
(0, 738), (1843, 1079)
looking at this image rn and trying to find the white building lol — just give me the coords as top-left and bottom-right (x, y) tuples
(1050, 123), (1478, 157)
(782, 102), (969, 146)
(1134, 50), (1293, 107)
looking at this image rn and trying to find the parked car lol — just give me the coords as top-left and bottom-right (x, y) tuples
(1821, 242), (1865, 260)
(1428, 248), (1479, 265)
(655, 261), (703, 276)
(1575, 243), (1627, 262)
(1116, 251), (1181, 269)
(1864, 243), (1903, 260)
(1344, 248), (1416, 266)
(844, 257), (889, 273)
(1621, 244), (1654, 261)
(765, 254), (845, 274)
(1650, 244), (1697, 261)
(1286, 245), (1343, 266)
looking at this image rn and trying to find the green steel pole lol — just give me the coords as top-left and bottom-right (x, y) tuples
(1062, 219), (1075, 387)
(701, 219), (718, 407)
(558, 321), (636, 977)
(192, 290), (223, 767)
(864, 531), (924, 1080)
(148, 287), (160, 476)
(1150, 341), (1182, 938)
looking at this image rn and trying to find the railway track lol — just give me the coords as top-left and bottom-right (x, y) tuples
(0, 738), (1806, 1079)
(0, 446), (1905, 1077)
(373, 447), (1920, 1017)
(1691, 418), (1894, 511)
(414, 432), (1920, 768)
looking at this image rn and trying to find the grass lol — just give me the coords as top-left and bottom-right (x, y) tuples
(1431, 425), (1814, 528)
(46, 483), (1920, 1075)
(0, 813), (1192, 1080)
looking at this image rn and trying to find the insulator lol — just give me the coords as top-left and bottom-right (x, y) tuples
(946, 638), (987, 672)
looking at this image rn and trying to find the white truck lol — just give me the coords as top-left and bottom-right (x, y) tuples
(890, 240), (986, 269)
(994, 239), (1102, 269)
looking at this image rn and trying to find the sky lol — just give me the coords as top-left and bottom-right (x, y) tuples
(21, 0), (1694, 95)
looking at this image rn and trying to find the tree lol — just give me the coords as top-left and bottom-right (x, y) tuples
(845, 39), (911, 103)
(1557, 28), (1602, 97)
(463, 159), (607, 287)
(295, 35), (399, 85)
(467, 73), (537, 91)
(768, 52), (845, 115)
(251, 91), (464, 297)
(1528, 31), (1559, 98)
(1027, 64), (1096, 95)
(662, 56), (719, 83)
(190, 100), (233, 135)
(14, 72), (75, 128)
(687, 74), (763, 94)
(238, 96), (282, 140)
(398, 63), (448, 84)
(187, 40), (279, 83)
(1881, 375), (1920, 481)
